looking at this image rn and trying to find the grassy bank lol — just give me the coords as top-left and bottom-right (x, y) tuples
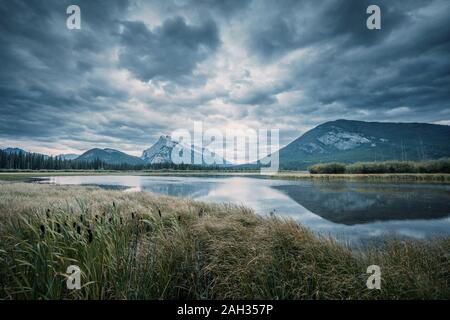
(0, 183), (449, 299)
(308, 159), (450, 174)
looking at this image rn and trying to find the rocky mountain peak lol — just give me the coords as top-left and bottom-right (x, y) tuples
(141, 135), (179, 164)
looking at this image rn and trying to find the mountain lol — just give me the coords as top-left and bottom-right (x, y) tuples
(76, 148), (144, 165)
(276, 119), (450, 169)
(142, 136), (177, 164)
(142, 135), (230, 166)
(56, 153), (79, 161)
(1, 147), (50, 159)
(2, 147), (28, 154)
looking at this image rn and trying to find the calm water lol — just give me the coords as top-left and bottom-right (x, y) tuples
(36, 175), (450, 244)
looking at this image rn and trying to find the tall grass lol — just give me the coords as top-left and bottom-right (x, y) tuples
(308, 163), (346, 174)
(0, 183), (449, 299)
(308, 159), (450, 174)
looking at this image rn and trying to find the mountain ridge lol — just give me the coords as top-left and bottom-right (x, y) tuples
(3, 119), (449, 168)
(76, 148), (144, 165)
(275, 119), (450, 169)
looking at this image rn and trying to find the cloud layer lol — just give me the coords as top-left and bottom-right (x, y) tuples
(0, 0), (449, 155)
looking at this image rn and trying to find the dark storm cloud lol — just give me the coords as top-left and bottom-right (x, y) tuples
(228, 84), (289, 106)
(247, 0), (407, 61)
(195, 0), (252, 17)
(0, 0), (131, 142)
(0, 0), (225, 151)
(146, 0), (252, 20)
(243, 0), (450, 121)
(0, 0), (449, 154)
(0, 0), (214, 150)
(118, 17), (220, 82)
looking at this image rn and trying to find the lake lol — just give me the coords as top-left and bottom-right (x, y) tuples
(36, 175), (450, 244)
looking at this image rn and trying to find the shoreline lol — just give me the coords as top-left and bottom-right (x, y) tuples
(1, 170), (450, 183)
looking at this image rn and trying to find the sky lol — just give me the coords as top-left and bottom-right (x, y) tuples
(0, 0), (449, 157)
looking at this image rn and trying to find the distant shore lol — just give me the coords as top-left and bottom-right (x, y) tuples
(1, 170), (450, 183)
(268, 171), (450, 183)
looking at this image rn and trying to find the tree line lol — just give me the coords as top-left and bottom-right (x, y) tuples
(0, 150), (232, 171)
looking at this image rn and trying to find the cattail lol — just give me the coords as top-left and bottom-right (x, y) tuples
(119, 217), (123, 225)
(39, 224), (46, 236)
(56, 223), (61, 233)
(131, 212), (135, 219)
(158, 209), (162, 219)
(76, 224), (81, 235)
(178, 215), (181, 222)
(87, 228), (93, 243)
(113, 201), (116, 209)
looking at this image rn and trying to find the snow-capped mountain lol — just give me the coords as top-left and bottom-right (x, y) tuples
(141, 135), (230, 166)
(141, 135), (178, 164)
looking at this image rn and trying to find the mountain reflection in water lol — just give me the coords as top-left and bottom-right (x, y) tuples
(274, 182), (450, 225)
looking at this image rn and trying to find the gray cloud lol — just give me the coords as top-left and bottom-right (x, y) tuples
(247, 0), (407, 61)
(148, 0), (252, 20)
(240, 0), (450, 126)
(0, 0), (449, 155)
(118, 16), (220, 82)
(0, 0), (130, 138)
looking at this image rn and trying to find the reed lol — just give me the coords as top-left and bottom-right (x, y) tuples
(308, 159), (450, 174)
(0, 183), (449, 299)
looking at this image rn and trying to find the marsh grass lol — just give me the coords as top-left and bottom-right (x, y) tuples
(0, 183), (449, 299)
(308, 159), (450, 175)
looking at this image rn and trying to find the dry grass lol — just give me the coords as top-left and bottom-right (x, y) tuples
(0, 183), (449, 299)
